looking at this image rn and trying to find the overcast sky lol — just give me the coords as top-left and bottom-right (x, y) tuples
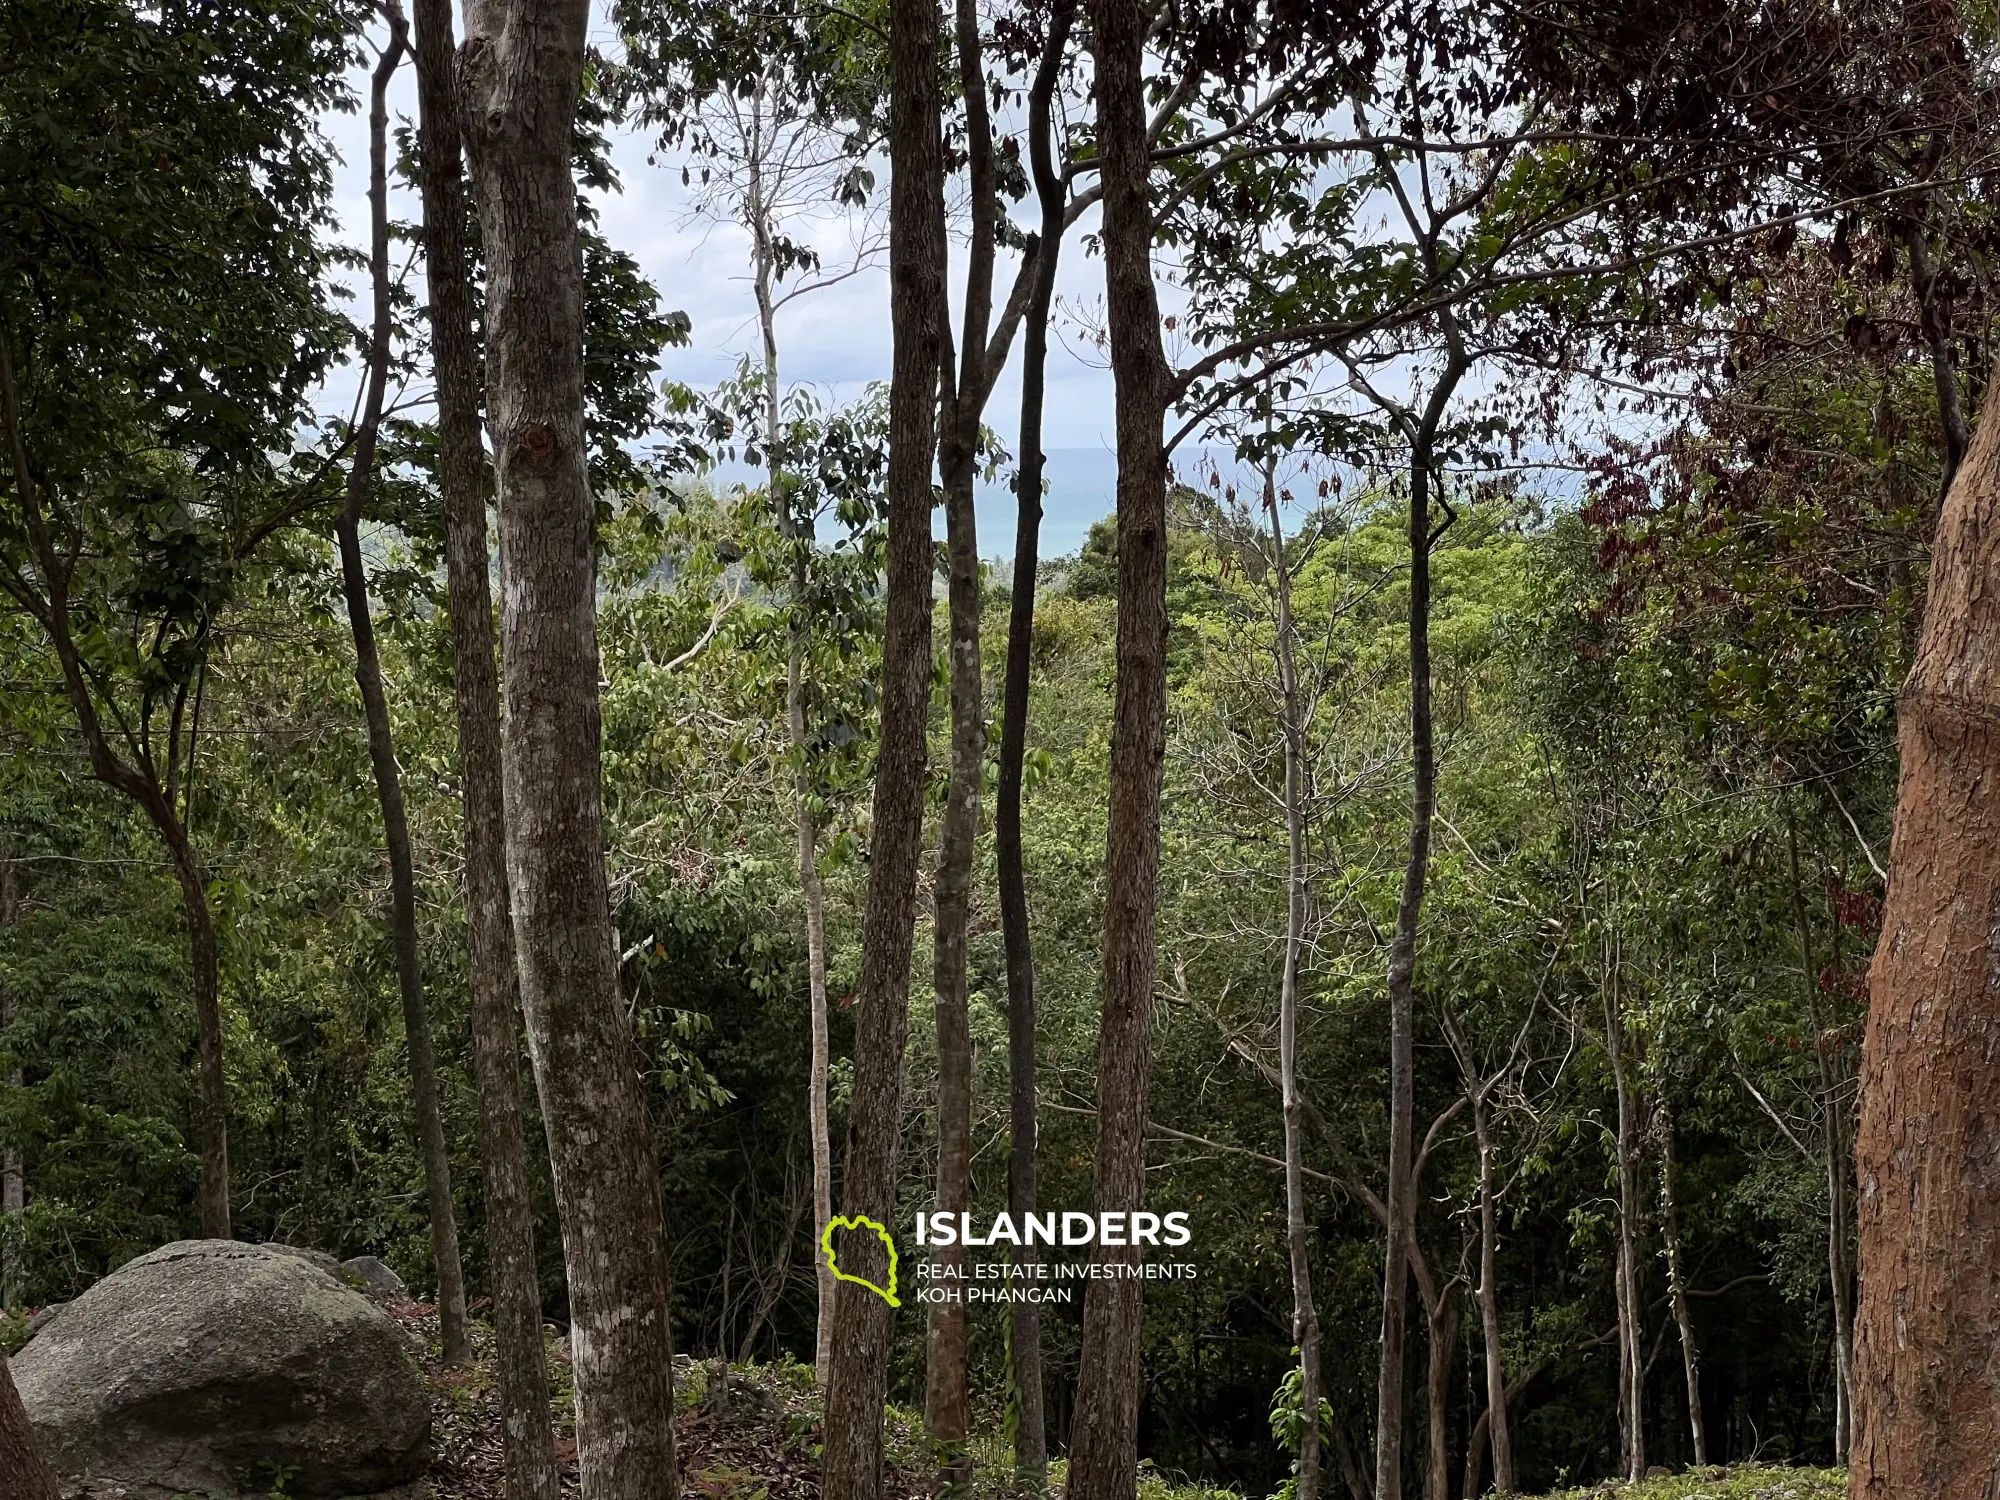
(320, 37), (1133, 558)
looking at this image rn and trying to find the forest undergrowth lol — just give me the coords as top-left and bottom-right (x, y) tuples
(393, 1308), (1843, 1500)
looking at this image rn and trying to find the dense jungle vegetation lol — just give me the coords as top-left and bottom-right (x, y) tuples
(2, 0), (1997, 1498)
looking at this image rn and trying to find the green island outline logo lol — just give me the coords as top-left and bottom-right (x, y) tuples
(820, 1214), (901, 1307)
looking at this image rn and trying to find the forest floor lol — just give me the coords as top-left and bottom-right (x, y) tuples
(399, 1304), (936, 1500)
(1536, 1467), (1847, 1500)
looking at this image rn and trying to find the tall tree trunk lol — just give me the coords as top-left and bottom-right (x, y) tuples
(1787, 820), (1852, 1463)
(0, 1349), (60, 1500)
(460, 2), (681, 1495)
(819, 1), (944, 1494)
(1, 855), (21, 1309)
(1423, 1285), (1460, 1500)
(1471, 1095), (1513, 1494)
(1068, 5), (1171, 1499)
(411, 0), (561, 1482)
(1655, 1100), (1706, 1468)
(1605, 979), (1647, 1483)
(1374, 358), (1463, 1500)
(924, 0), (999, 1476)
(1851, 386), (2000, 1500)
(742, 142), (840, 1389)
(996, 10), (1073, 1488)
(1266, 471), (1323, 1500)
(337, 6), (469, 1365)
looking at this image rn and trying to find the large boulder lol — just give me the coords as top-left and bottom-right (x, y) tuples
(11, 1239), (431, 1498)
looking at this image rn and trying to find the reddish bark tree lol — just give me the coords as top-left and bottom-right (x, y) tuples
(1852, 385), (2000, 1500)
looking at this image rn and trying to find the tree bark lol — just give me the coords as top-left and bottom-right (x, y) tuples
(460, 2), (680, 1495)
(1655, 1100), (1706, 1468)
(1373, 355), (1464, 1500)
(1471, 1095), (1513, 1493)
(740, 128), (840, 1389)
(1787, 820), (1853, 1463)
(0, 336), (230, 1241)
(995, 8), (1074, 1487)
(1605, 980), (1647, 1483)
(1, 855), (21, 1309)
(819, 1), (944, 1495)
(923, 0), (1001, 1476)
(1265, 467), (1323, 1500)
(411, 0), (561, 1484)
(1422, 1283), (1460, 1500)
(337, 4), (469, 1366)
(1851, 381), (2000, 1500)
(0, 1348), (60, 1500)
(1067, 5), (1172, 1499)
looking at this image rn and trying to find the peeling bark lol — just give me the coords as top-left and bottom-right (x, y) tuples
(1852, 375), (2000, 1500)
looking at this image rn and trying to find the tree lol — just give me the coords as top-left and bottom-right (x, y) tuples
(334, 0), (469, 1365)
(819, 0), (943, 1494)
(0, 1348), (60, 1500)
(1851, 384), (2000, 1500)
(408, 0), (562, 1479)
(0, 0), (352, 1241)
(459, 2), (680, 1496)
(1066, 5), (1174, 1500)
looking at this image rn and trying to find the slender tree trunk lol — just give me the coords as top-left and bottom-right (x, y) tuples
(1423, 1287), (1460, 1500)
(923, 0), (999, 1476)
(1471, 1097), (1513, 1494)
(819, 1), (944, 1494)
(1605, 981), (1647, 1483)
(1655, 1101), (1706, 1468)
(411, 0), (561, 1483)
(992, 11), (1072, 1488)
(0, 1348), (60, 1500)
(743, 152), (839, 1389)
(1265, 473), (1323, 1500)
(1463, 1357), (1552, 1500)
(460, 2), (680, 1495)
(1375, 364), (1463, 1500)
(1852, 389), (2000, 1500)
(1786, 822), (1853, 1463)
(1068, 6), (1172, 1499)
(995, 10), (1073, 1488)
(337, 8), (469, 1365)
(1, 856), (21, 1309)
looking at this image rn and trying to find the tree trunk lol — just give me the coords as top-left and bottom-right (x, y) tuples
(412, 0), (561, 1482)
(1851, 382), (2000, 1500)
(0, 1348), (60, 1500)
(1, 855), (21, 1309)
(460, 2), (680, 1494)
(1266, 469), (1323, 1500)
(1423, 1286), (1461, 1500)
(1786, 820), (1853, 1464)
(1656, 1101), (1706, 1468)
(337, 7), (469, 1366)
(923, 0), (999, 1477)
(1471, 1097), (1513, 1494)
(743, 146), (839, 1389)
(995, 8), (1074, 1488)
(1375, 366), (1462, 1500)
(819, 1), (943, 1495)
(1067, 6), (1172, 1500)
(1605, 984), (1647, 1482)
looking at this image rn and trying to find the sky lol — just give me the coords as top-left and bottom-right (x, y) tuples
(319, 35), (1141, 561)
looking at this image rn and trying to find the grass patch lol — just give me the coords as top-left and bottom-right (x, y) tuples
(1535, 1465), (1846, 1500)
